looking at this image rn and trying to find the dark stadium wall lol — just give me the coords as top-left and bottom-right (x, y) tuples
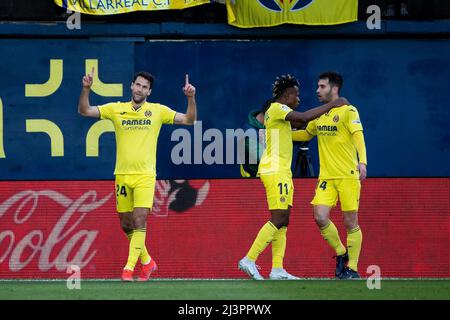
(0, 38), (449, 179)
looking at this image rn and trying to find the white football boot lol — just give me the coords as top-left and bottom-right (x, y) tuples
(269, 268), (300, 280)
(238, 257), (264, 280)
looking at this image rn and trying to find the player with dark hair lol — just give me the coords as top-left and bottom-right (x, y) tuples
(238, 74), (348, 280)
(78, 68), (197, 281)
(292, 71), (367, 279)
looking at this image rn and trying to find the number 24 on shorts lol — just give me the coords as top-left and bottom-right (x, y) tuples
(116, 185), (128, 197)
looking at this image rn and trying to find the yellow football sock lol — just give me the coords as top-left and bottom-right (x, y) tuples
(247, 221), (278, 261)
(320, 220), (346, 256)
(125, 228), (147, 270)
(126, 231), (132, 241)
(126, 231), (151, 265)
(272, 226), (287, 269)
(347, 226), (363, 271)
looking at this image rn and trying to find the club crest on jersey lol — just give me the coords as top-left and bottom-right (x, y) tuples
(333, 115), (339, 123)
(257, 0), (315, 12)
(145, 110), (152, 117)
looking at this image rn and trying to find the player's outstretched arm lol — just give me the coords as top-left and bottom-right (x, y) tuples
(78, 67), (100, 118)
(174, 74), (197, 125)
(286, 97), (349, 125)
(292, 130), (314, 142)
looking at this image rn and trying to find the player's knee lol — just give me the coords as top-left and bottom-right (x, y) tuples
(314, 213), (328, 228)
(272, 215), (289, 229)
(271, 215), (289, 228)
(343, 213), (358, 230)
(344, 220), (358, 231)
(132, 216), (147, 229)
(120, 219), (134, 233)
(279, 216), (289, 228)
(121, 225), (133, 234)
(272, 221), (288, 228)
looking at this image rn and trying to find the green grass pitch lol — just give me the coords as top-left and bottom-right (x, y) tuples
(1, 279), (449, 300)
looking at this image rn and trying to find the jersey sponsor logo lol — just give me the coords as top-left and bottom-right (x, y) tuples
(121, 119), (152, 130)
(257, 0), (315, 12)
(317, 125), (338, 132)
(317, 125), (338, 136)
(121, 119), (151, 126)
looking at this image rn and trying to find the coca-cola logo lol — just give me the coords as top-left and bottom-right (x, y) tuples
(0, 180), (210, 275)
(0, 190), (111, 272)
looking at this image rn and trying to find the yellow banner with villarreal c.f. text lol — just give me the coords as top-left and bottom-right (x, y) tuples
(54, 0), (210, 15)
(226, 0), (358, 28)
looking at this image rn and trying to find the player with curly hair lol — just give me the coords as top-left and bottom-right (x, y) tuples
(238, 74), (348, 280)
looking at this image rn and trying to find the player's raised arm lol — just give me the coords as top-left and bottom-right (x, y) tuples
(78, 67), (100, 118)
(286, 97), (349, 125)
(174, 74), (197, 125)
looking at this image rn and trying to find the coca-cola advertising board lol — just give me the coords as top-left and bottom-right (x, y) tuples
(0, 178), (448, 279)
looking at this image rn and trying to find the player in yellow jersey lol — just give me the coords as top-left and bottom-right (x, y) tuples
(292, 72), (367, 279)
(238, 74), (348, 280)
(78, 68), (197, 281)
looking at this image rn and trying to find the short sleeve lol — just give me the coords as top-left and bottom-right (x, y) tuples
(305, 119), (317, 136)
(159, 104), (177, 125)
(346, 106), (364, 134)
(269, 103), (292, 121)
(97, 103), (116, 120)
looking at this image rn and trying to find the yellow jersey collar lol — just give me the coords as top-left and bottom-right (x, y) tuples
(130, 101), (147, 112)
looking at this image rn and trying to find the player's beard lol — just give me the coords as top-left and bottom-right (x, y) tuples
(132, 93), (146, 105)
(319, 90), (333, 103)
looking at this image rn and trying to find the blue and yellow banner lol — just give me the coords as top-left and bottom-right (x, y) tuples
(55, 0), (210, 15)
(226, 0), (358, 28)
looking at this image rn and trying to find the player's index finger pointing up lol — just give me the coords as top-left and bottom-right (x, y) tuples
(185, 74), (189, 86)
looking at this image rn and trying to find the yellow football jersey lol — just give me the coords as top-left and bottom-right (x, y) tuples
(258, 102), (293, 175)
(98, 101), (176, 176)
(306, 105), (363, 179)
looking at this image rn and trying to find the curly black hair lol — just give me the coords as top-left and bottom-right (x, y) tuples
(272, 74), (299, 99)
